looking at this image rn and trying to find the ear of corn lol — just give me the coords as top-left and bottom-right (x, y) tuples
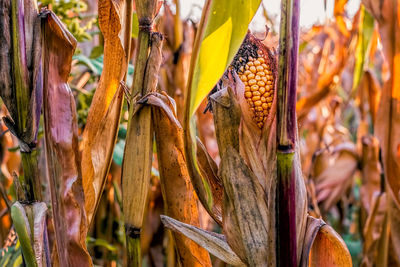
(231, 34), (276, 129)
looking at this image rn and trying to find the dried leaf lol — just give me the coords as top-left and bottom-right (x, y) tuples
(360, 136), (381, 214)
(361, 192), (387, 266)
(42, 11), (91, 266)
(148, 92), (212, 266)
(314, 143), (358, 211)
(309, 223), (352, 266)
(301, 216), (352, 266)
(220, 146), (271, 266)
(160, 215), (245, 266)
(363, 0), (400, 263)
(80, 0), (127, 224)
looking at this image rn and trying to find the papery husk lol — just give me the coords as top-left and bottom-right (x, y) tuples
(80, 0), (127, 224)
(42, 11), (92, 266)
(209, 70), (307, 265)
(219, 70), (307, 265)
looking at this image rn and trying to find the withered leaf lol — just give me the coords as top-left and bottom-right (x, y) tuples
(42, 11), (91, 266)
(80, 0), (127, 224)
(148, 92), (212, 266)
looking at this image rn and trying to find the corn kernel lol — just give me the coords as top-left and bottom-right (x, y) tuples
(254, 100), (262, 106)
(251, 85), (259, 91)
(248, 79), (257, 86)
(237, 52), (274, 129)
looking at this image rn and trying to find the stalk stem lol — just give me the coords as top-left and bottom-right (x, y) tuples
(276, 0), (300, 266)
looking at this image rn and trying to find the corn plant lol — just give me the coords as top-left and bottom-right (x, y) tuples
(1, 0), (400, 266)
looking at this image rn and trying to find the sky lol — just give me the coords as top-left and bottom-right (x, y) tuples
(178, 0), (361, 31)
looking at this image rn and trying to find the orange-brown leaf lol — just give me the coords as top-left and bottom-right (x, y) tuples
(80, 0), (127, 224)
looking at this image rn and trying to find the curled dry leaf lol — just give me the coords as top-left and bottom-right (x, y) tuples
(301, 216), (352, 267)
(146, 92), (212, 266)
(313, 143), (358, 211)
(160, 215), (245, 267)
(42, 11), (91, 266)
(80, 0), (127, 224)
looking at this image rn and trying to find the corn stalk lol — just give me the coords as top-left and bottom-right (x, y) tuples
(121, 0), (160, 265)
(276, 0), (300, 265)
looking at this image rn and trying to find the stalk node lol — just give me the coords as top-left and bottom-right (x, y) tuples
(125, 224), (141, 238)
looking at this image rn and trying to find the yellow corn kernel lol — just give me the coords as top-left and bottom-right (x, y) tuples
(251, 85), (259, 91)
(248, 79), (257, 86)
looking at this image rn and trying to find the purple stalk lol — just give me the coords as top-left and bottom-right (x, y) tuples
(276, 0), (300, 266)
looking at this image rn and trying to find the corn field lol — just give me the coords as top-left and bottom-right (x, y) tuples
(0, 0), (399, 266)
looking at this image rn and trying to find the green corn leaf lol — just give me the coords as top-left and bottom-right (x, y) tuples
(183, 0), (261, 219)
(189, 0), (262, 116)
(352, 5), (375, 91)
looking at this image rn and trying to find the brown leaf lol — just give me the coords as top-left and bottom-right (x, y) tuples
(42, 11), (91, 266)
(220, 146), (271, 266)
(310, 224), (352, 266)
(360, 136), (381, 214)
(313, 143), (358, 211)
(361, 192), (387, 266)
(147, 92), (212, 266)
(363, 0), (400, 263)
(301, 216), (352, 266)
(80, 0), (127, 224)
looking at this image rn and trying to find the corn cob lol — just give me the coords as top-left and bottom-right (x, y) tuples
(231, 33), (276, 129)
